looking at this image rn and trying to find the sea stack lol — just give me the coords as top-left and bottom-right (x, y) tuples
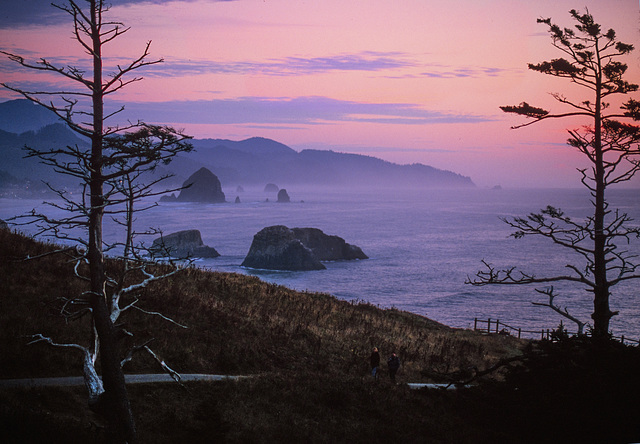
(277, 189), (290, 203)
(173, 167), (226, 203)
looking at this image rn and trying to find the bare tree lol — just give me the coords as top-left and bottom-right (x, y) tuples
(2, 1), (192, 442)
(467, 9), (640, 338)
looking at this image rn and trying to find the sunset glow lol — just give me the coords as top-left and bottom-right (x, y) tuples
(1, 0), (639, 187)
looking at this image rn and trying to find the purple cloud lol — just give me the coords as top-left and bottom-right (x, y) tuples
(420, 65), (516, 79)
(140, 51), (416, 77)
(116, 96), (494, 126)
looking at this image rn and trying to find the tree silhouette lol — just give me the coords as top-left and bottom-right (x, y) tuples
(468, 9), (640, 337)
(2, 1), (192, 442)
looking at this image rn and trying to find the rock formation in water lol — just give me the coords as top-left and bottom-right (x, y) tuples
(150, 229), (220, 259)
(235, 196), (241, 203)
(264, 183), (279, 193)
(165, 167), (225, 203)
(291, 227), (368, 261)
(159, 192), (177, 202)
(241, 225), (367, 271)
(277, 189), (290, 203)
(241, 225), (324, 271)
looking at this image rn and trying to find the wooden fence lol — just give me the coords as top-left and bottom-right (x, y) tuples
(473, 318), (640, 346)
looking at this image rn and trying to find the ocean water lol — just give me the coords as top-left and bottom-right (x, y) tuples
(2, 186), (639, 340)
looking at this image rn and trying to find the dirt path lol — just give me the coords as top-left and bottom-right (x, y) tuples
(0, 374), (243, 388)
(0, 374), (459, 390)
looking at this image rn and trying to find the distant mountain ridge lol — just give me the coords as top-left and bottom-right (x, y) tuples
(0, 99), (63, 134)
(0, 122), (88, 191)
(0, 99), (475, 191)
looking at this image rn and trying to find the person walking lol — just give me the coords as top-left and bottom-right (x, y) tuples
(387, 352), (400, 383)
(370, 347), (380, 380)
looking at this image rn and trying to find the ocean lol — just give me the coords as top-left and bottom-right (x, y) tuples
(2, 186), (639, 340)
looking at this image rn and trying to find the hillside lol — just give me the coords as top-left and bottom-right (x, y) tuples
(1, 229), (639, 443)
(0, 99), (63, 134)
(0, 99), (475, 192)
(174, 137), (474, 188)
(0, 229), (518, 381)
(0, 123), (88, 194)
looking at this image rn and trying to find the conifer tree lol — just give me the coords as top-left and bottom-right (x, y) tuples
(2, 1), (192, 441)
(468, 9), (640, 337)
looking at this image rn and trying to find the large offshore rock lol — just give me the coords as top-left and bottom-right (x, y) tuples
(150, 229), (220, 259)
(277, 189), (290, 203)
(241, 225), (367, 271)
(174, 167), (226, 203)
(291, 227), (368, 261)
(241, 225), (325, 271)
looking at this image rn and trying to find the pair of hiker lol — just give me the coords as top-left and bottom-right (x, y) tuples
(369, 347), (400, 382)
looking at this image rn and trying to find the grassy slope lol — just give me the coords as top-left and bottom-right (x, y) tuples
(2, 229), (639, 443)
(0, 229), (523, 381)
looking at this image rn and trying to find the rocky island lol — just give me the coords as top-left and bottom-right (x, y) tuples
(241, 225), (367, 271)
(150, 229), (220, 259)
(160, 167), (226, 203)
(277, 189), (290, 203)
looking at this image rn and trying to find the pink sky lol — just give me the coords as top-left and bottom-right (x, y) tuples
(1, 0), (639, 187)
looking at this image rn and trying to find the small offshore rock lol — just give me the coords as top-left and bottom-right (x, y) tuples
(150, 229), (220, 259)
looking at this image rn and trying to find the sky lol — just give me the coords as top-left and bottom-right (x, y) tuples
(1, 0), (639, 188)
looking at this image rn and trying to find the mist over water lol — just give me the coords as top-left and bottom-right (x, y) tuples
(3, 186), (639, 340)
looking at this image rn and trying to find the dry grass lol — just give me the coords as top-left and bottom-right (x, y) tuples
(0, 229), (530, 443)
(2, 229), (639, 443)
(0, 229), (524, 382)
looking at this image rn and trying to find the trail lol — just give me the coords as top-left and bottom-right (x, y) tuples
(0, 374), (460, 390)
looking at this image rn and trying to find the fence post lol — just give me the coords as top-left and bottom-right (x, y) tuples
(496, 320), (500, 334)
(474, 318), (478, 331)
(621, 335), (625, 345)
(518, 328), (521, 339)
(488, 318), (491, 334)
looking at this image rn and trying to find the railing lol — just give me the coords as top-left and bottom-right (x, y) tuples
(473, 318), (640, 346)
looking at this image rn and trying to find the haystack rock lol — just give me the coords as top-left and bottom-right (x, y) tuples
(241, 225), (368, 271)
(277, 189), (290, 203)
(150, 229), (220, 259)
(172, 167), (226, 203)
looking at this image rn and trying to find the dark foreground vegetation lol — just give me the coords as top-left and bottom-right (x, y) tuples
(1, 229), (639, 443)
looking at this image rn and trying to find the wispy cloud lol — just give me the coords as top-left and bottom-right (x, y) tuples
(141, 51), (416, 77)
(119, 96), (494, 126)
(0, 50), (415, 79)
(420, 65), (518, 79)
